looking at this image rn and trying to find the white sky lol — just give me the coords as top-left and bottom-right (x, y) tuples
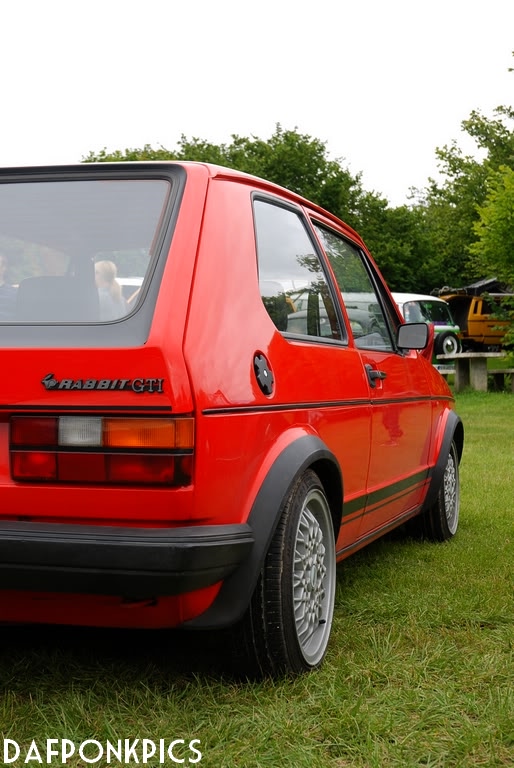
(1, 0), (513, 206)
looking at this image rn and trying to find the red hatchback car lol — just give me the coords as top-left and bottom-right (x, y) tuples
(0, 162), (463, 676)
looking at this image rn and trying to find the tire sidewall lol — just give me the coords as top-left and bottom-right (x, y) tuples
(271, 470), (336, 672)
(434, 442), (460, 539)
(435, 331), (460, 356)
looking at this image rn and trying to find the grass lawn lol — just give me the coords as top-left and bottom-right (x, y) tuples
(1, 392), (513, 767)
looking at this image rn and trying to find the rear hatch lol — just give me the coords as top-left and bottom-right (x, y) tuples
(0, 163), (199, 527)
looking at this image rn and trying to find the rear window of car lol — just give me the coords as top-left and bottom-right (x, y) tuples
(0, 178), (171, 325)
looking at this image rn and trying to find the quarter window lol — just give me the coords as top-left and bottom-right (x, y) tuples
(254, 200), (343, 341)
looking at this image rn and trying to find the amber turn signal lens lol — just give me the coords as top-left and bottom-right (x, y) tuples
(103, 418), (193, 449)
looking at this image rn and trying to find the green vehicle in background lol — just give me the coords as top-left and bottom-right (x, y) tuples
(393, 293), (462, 371)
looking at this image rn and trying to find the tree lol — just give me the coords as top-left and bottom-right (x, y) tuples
(83, 144), (178, 163)
(85, 126), (432, 288)
(467, 164), (514, 350)
(354, 193), (442, 292)
(469, 164), (514, 284)
(415, 103), (514, 290)
(85, 125), (367, 223)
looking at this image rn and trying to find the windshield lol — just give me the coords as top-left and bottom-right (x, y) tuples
(0, 178), (170, 323)
(403, 299), (455, 325)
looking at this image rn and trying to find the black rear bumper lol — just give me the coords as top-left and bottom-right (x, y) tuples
(0, 521), (254, 599)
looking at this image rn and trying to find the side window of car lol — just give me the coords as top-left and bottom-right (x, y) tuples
(313, 224), (394, 351)
(254, 199), (344, 342)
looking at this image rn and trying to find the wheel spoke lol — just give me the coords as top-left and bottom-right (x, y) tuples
(292, 493), (335, 661)
(443, 450), (459, 534)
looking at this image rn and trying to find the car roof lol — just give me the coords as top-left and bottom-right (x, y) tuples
(392, 292), (449, 305)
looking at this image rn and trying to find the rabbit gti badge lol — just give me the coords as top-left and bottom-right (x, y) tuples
(41, 373), (165, 393)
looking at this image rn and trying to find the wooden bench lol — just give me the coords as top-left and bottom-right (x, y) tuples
(489, 369), (514, 392)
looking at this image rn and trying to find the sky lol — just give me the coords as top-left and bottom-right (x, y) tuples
(1, 0), (513, 206)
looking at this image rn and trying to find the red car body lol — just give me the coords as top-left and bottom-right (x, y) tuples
(0, 162), (463, 675)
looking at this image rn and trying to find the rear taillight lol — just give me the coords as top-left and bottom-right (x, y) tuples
(10, 416), (194, 486)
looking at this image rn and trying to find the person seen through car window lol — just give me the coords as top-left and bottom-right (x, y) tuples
(94, 260), (127, 320)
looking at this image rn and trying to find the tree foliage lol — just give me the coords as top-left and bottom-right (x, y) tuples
(468, 164), (514, 349)
(416, 103), (514, 290)
(84, 125), (433, 290)
(85, 125), (365, 222)
(470, 164), (514, 283)
(84, 73), (514, 302)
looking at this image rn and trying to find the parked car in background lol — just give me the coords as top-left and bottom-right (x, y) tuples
(392, 293), (461, 368)
(0, 162), (463, 677)
(438, 289), (511, 352)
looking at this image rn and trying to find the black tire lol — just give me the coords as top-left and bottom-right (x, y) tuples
(435, 331), (461, 357)
(238, 469), (336, 678)
(412, 441), (460, 542)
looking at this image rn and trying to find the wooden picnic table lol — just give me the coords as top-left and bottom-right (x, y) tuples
(436, 352), (507, 392)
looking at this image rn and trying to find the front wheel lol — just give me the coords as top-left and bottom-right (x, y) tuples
(413, 441), (460, 542)
(240, 469), (336, 677)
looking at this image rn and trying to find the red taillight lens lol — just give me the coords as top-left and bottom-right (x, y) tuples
(58, 452), (106, 482)
(11, 417), (58, 446)
(11, 451), (57, 480)
(107, 454), (176, 484)
(10, 416), (194, 486)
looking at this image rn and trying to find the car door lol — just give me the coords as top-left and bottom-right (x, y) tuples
(313, 224), (433, 536)
(253, 198), (372, 552)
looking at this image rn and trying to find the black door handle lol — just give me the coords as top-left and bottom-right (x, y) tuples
(365, 364), (387, 388)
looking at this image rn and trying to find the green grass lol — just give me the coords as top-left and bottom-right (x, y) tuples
(1, 392), (513, 767)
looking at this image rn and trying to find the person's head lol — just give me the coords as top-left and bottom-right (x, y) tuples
(95, 259), (118, 288)
(95, 260), (123, 303)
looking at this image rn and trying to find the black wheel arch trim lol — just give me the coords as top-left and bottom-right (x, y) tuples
(421, 410), (464, 513)
(184, 434), (342, 629)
